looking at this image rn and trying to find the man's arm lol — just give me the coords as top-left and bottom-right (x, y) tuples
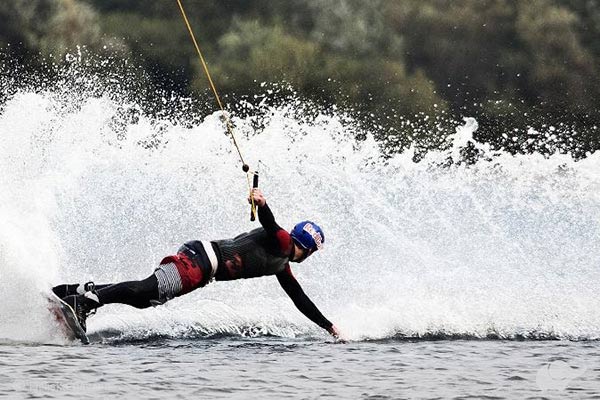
(276, 265), (339, 337)
(257, 201), (281, 236)
(250, 188), (281, 236)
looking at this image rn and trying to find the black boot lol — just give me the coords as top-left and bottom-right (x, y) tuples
(62, 291), (101, 332)
(52, 282), (97, 299)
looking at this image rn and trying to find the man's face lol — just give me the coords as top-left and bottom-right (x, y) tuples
(291, 242), (313, 263)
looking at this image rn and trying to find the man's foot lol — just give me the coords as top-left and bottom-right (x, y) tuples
(52, 282), (96, 299)
(62, 291), (101, 332)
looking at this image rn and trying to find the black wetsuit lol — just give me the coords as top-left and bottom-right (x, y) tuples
(53, 204), (333, 333)
(213, 204), (333, 332)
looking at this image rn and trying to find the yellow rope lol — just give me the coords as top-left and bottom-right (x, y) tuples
(175, 0), (257, 219)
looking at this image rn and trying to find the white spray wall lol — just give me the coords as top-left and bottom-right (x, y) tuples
(0, 69), (599, 343)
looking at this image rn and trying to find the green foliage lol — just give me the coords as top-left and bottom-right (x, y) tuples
(1, 0), (599, 155)
(212, 18), (445, 129)
(100, 12), (193, 88)
(387, 0), (525, 106)
(516, 0), (599, 112)
(214, 19), (321, 92)
(0, 0), (104, 59)
(304, 0), (401, 57)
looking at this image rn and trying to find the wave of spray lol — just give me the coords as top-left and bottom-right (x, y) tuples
(1, 59), (599, 344)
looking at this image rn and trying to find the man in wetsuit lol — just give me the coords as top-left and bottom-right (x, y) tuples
(52, 189), (341, 339)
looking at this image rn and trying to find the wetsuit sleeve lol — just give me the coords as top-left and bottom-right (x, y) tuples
(276, 265), (333, 332)
(257, 202), (282, 235)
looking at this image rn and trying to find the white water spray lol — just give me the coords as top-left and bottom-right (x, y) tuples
(1, 70), (599, 343)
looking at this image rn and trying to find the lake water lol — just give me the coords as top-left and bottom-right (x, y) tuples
(2, 337), (599, 399)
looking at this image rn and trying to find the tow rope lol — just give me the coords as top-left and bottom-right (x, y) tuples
(176, 0), (257, 220)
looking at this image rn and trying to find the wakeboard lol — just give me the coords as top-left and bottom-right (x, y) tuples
(47, 293), (89, 345)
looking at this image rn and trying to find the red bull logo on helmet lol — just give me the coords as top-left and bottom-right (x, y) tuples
(303, 223), (323, 250)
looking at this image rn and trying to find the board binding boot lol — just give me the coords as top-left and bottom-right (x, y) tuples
(62, 291), (101, 333)
(52, 281), (96, 299)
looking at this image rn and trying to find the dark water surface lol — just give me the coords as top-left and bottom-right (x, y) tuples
(1, 339), (598, 399)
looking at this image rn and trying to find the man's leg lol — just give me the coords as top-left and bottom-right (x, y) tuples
(60, 275), (159, 332)
(95, 275), (159, 309)
(93, 254), (207, 309)
(54, 275), (160, 309)
(61, 248), (211, 330)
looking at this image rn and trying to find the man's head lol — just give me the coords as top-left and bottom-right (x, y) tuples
(290, 221), (324, 262)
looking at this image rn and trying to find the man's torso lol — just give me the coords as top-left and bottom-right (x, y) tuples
(211, 227), (291, 280)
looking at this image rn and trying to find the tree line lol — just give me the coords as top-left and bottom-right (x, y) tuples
(1, 0), (599, 157)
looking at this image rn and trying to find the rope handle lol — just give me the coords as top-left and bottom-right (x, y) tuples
(250, 171), (259, 221)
